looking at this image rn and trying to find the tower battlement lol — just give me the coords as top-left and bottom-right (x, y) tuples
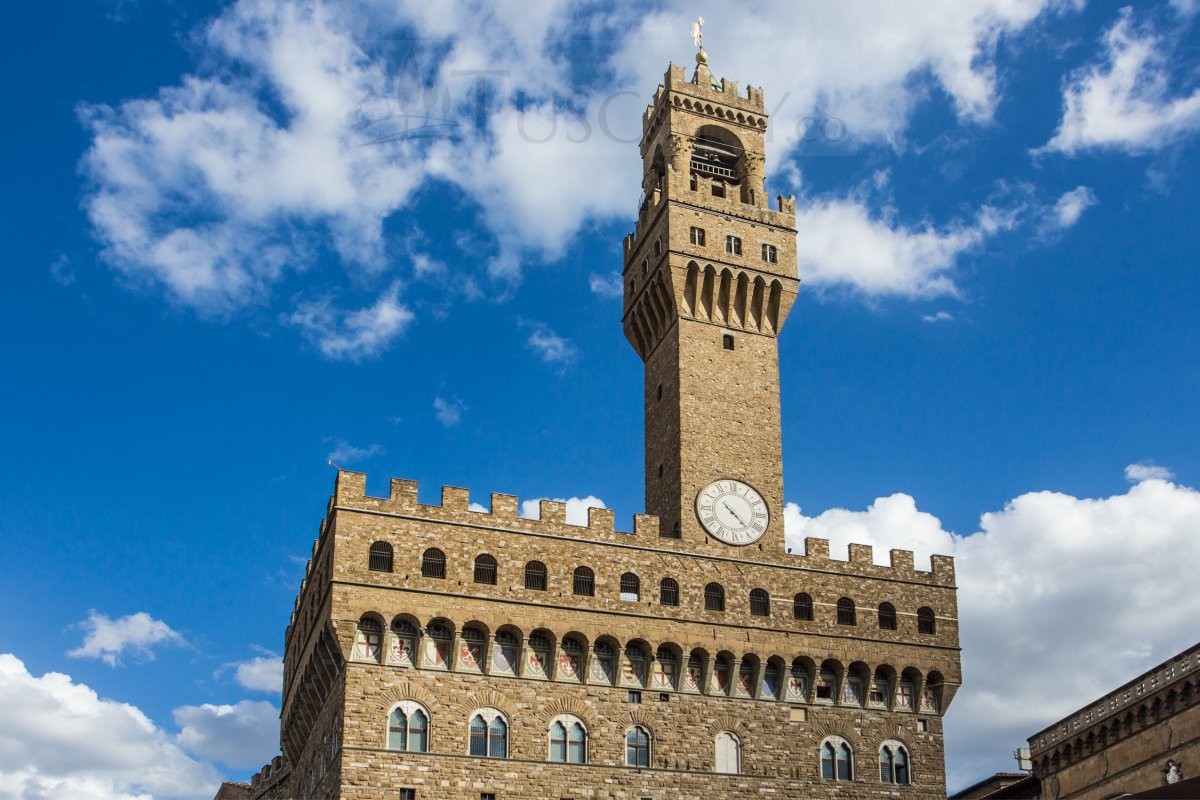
(316, 470), (956, 587)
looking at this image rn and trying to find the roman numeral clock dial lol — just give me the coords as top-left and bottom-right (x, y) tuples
(695, 479), (769, 546)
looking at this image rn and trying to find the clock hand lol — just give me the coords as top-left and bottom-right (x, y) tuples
(721, 501), (746, 526)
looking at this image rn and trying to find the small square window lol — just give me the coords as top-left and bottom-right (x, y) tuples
(399, 791), (416, 800)
(918, 719), (929, 732)
(659, 692), (670, 702)
(722, 334), (734, 350)
(628, 690), (642, 704)
(690, 226), (706, 246)
(762, 243), (777, 263)
(725, 235), (742, 255)
(481, 794), (496, 800)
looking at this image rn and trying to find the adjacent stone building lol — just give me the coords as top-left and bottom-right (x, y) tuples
(220, 51), (962, 800)
(1028, 643), (1200, 800)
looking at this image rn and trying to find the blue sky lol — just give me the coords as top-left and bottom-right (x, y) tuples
(2, 1), (1199, 797)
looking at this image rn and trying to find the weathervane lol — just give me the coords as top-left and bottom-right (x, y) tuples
(691, 16), (704, 50)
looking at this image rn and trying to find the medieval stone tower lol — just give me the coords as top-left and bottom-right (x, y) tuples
(220, 53), (962, 800)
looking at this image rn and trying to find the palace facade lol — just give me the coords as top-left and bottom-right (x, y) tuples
(218, 50), (962, 800)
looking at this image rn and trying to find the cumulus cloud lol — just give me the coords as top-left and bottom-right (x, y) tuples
(285, 283), (414, 361)
(325, 439), (383, 464)
(68, 611), (186, 667)
(1048, 185), (1098, 229)
(230, 654), (284, 694)
(519, 495), (607, 526)
(922, 310), (955, 323)
(0, 653), (220, 798)
(78, 0), (1083, 342)
(783, 470), (1200, 790)
(793, 197), (1017, 298)
(433, 396), (466, 427)
(1125, 461), (1174, 482)
(1038, 8), (1200, 155)
(173, 700), (280, 770)
(522, 320), (577, 364)
(588, 272), (624, 300)
(49, 254), (75, 286)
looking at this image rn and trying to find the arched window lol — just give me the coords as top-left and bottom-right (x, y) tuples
(524, 560), (547, 591)
(493, 630), (520, 675)
(386, 703), (429, 752)
(572, 566), (594, 596)
(421, 548), (446, 579)
(917, 606), (936, 634)
(620, 572), (640, 601)
(624, 642), (648, 687)
(836, 597), (856, 625)
(762, 660), (781, 699)
(459, 626), (487, 672)
(473, 554), (497, 585)
(626, 726), (651, 767)
(815, 666), (836, 702)
(560, 635), (585, 682)
(793, 592), (814, 621)
(549, 715), (587, 763)
(749, 588), (770, 616)
(368, 541), (393, 572)
(388, 618), (418, 666)
(353, 617), (382, 662)
(591, 640), (615, 683)
(820, 737), (853, 781)
(527, 632), (553, 678)
(704, 582), (725, 611)
(880, 741), (910, 784)
(659, 577), (680, 606)
(469, 709), (507, 758)
(878, 602), (897, 630)
(715, 731), (741, 774)
(653, 646), (677, 690)
(425, 620), (453, 669)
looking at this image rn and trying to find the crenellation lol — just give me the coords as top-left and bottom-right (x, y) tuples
(538, 498), (567, 525)
(848, 543), (874, 566)
(489, 492), (518, 518)
(890, 549), (915, 573)
(930, 555), (956, 584)
(805, 537), (830, 559)
(586, 505), (615, 532)
(633, 512), (659, 537)
(440, 485), (470, 512)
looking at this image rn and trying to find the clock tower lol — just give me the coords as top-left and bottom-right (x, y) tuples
(623, 51), (799, 559)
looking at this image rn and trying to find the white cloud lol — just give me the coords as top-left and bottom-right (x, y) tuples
(0, 653), (220, 799)
(785, 473), (1200, 790)
(588, 272), (624, 300)
(68, 611), (186, 667)
(1049, 185), (1098, 229)
(793, 197), (1017, 298)
(519, 495), (607, 526)
(231, 654), (283, 694)
(286, 283), (414, 361)
(325, 439), (383, 464)
(617, 1), (1078, 158)
(1038, 8), (1200, 155)
(173, 700), (280, 770)
(433, 396), (465, 427)
(79, 1), (1082, 336)
(49, 254), (75, 286)
(522, 320), (577, 364)
(922, 310), (955, 323)
(1125, 461), (1174, 483)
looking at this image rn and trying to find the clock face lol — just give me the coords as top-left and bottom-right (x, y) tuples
(695, 479), (769, 545)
